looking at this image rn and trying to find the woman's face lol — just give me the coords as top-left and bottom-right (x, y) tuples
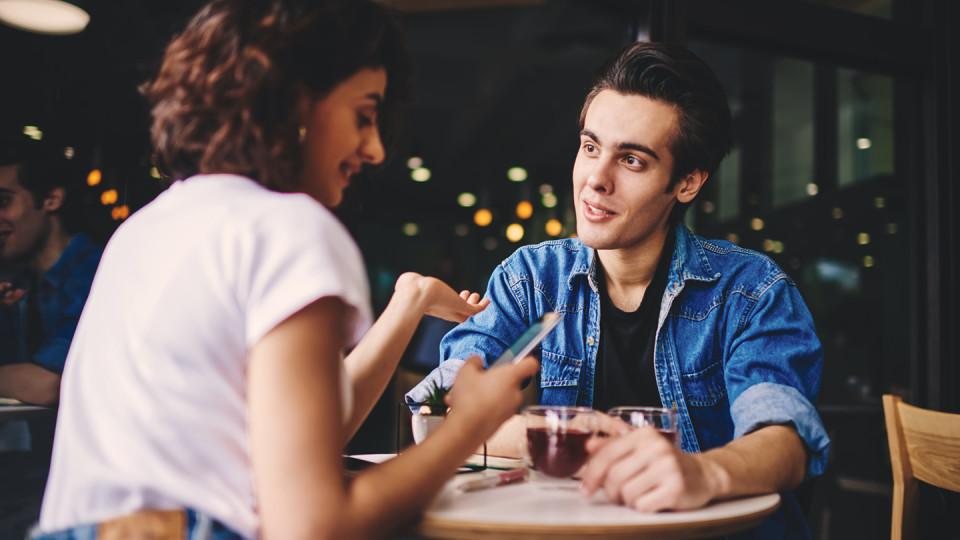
(300, 68), (387, 207)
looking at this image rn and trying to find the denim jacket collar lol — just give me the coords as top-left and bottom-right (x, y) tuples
(40, 234), (95, 289)
(567, 225), (721, 293)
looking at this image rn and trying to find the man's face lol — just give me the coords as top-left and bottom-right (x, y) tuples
(572, 90), (682, 251)
(0, 165), (49, 263)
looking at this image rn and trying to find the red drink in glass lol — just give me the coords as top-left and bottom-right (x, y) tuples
(526, 427), (592, 478)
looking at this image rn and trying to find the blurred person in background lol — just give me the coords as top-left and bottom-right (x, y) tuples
(0, 133), (100, 406)
(0, 132), (101, 538)
(33, 1), (537, 539)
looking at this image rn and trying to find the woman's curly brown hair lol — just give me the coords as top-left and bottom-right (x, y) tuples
(142, 0), (407, 191)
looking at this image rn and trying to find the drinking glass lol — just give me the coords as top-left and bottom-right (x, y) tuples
(522, 406), (597, 481)
(607, 406), (679, 446)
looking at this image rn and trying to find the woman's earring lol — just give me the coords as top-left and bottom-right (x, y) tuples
(298, 125), (307, 143)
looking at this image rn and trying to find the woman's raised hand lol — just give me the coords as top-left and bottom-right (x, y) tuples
(394, 272), (490, 323)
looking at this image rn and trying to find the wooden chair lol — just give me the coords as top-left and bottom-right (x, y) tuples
(882, 394), (960, 540)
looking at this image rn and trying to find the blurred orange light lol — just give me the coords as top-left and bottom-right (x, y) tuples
(111, 205), (130, 221)
(100, 189), (118, 206)
(474, 208), (493, 227)
(515, 200), (533, 220)
(545, 219), (563, 237)
(87, 169), (102, 187)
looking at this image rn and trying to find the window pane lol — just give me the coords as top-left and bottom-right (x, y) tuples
(773, 58), (815, 208)
(837, 69), (894, 187)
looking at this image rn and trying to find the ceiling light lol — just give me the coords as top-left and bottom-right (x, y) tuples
(406, 156), (423, 169)
(0, 0), (90, 35)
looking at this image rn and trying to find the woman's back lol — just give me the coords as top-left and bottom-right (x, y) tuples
(39, 174), (371, 538)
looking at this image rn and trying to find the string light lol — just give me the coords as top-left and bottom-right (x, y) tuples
(410, 167), (431, 182)
(505, 223), (524, 242)
(541, 192), (558, 208)
(515, 201), (533, 220)
(545, 219), (563, 237)
(806, 183), (818, 196)
(22, 125), (42, 141)
(457, 192), (477, 208)
(402, 223), (419, 236)
(857, 233), (870, 245)
(473, 208), (493, 227)
(100, 189), (118, 205)
(750, 218), (764, 231)
(406, 156), (423, 169)
(87, 169), (102, 187)
(507, 167), (527, 182)
(111, 205), (130, 221)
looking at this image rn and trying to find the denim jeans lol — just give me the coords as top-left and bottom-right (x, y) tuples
(29, 509), (244, 540)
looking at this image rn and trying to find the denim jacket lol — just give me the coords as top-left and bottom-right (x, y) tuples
(407, 225), (829, 538)
(0, 233), (102, 373)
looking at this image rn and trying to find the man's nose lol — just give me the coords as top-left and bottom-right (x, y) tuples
(586, 162), (614, 194)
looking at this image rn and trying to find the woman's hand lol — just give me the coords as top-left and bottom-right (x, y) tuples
(394, 272), (489, 323)
(443, 356), (539, 438)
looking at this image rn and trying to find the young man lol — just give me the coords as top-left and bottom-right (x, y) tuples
(409, 42), (828, 538)
(0, 135), (101, 405)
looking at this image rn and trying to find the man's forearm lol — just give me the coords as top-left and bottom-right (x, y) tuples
(0, 363), (61, 405)
(698, 424), (807, 499)
(482, 414), (525, 457)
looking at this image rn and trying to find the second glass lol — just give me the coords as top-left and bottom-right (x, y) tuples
(607, 406), (679, 446)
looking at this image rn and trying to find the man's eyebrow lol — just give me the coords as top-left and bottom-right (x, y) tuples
(580, 129), (661, 162)
(0, 187), (14, 194)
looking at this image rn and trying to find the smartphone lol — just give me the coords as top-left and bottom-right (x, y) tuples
(491, 312), (562, 367)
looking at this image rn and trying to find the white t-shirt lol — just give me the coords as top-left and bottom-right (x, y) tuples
(38, 174), (372, 538)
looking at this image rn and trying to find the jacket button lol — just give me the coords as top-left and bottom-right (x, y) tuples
(587, 336), (595, 346)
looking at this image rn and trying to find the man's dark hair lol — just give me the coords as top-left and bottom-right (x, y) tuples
(0, 132), (82, 231)
(579, 42), (733, 222)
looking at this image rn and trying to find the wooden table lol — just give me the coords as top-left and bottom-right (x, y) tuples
(0, 402), (53, 421)
(352, 455), (780, 539)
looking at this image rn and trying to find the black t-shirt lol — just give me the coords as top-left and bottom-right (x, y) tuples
(593, 230), (674, 412)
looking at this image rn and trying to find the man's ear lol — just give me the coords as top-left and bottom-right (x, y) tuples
(42, 187), (65, 213)
(675, 170), (709, 204)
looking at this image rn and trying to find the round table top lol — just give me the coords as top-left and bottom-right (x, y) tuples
(419, 474), (780, 539)
(350, 454), (780, 539)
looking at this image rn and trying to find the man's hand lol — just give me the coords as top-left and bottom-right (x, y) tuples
(580, 426), (724, 512)
(580, 420), (807, 513)
(0, 282), (25, 306)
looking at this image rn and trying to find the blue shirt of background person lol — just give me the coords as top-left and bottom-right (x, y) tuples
(1, 234), (101, 373)
(0, 133), (102, 405)
(409, 42), (828, 539)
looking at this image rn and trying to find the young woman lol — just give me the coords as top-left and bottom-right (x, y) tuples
(34, 1), (538, 539)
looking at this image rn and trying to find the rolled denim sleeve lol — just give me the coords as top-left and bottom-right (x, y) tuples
(726, 277), (830, 478)
(404, 261), (529, 407)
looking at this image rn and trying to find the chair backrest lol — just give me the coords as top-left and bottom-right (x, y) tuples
(882, 394), (960, 540)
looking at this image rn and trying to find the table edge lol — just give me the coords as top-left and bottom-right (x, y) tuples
(416, 493), (781, 538)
